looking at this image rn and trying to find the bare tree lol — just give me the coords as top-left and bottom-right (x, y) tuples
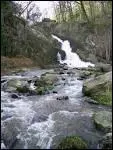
(18, 1), (32, 17)
(80, 1), (90, 22)
(66, 1), (73, 20)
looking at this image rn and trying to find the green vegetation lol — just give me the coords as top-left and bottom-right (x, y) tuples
(57, 136), (87, 149)
(36, 85), (54, 95)
(1, 1), (59, 73)
(92, 88), (112, 106)
(35, 76), (55, 95)
(36, 87), (46, 95)
(17, 86), (29, 93)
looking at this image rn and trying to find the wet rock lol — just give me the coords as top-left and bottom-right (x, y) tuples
(93, 111), (112, 133)
(11, 94), (19, 99)
(77, 77), (84, 80)
(59, 50), (66, 60)
(98, 132), (112, 149)
(57, 96), (69, 100)
(27, 90), (37, 96)
(27, 80), (32, 84)
(59, 71), (65, 74)
(63, 66), (68, 70)
(1, 118), (24, 148)
(79, 71), (91, 79)
(4, 78), (28, 92)
(35, 85), (53, 95)
(53, 91), (58, 93)
(59, 63), (67, 68)
(84, 97), (99, 104)
(16, 86), (29, 93)
(67, 71), (74, 75)
(62, 77), (65, 80)
(1, 79), (7, 84)
(35, 73), (58, 86)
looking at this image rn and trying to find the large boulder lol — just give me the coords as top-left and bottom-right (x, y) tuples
(82, 71), (112, 105)
(3, 78), (28, 92)
(93, 111), (112, 133)
(34, 73), (58, 95)
(35, 73), (58, 86)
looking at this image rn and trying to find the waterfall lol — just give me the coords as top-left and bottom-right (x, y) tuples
(52, 35), (95, 68)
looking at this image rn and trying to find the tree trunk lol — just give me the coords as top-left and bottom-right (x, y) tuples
(80, 1), (90, 22)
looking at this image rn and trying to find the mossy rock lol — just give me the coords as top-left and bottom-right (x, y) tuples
(16, 86), (29, 93)
(47, 85), (54, 90)
(36, 87), (46, 95)
(36, 85), (54, 95)
(34, 74), (58, 91)
(57, 136), (87, 149)
(83, 71), (112, 106)
(6, 79), (27, 88)
(34, 78), (46, 87)
(92, 90), (112, 106)
(41, 73), (58, 85)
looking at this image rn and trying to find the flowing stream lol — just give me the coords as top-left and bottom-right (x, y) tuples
(1, 36), (111, 149)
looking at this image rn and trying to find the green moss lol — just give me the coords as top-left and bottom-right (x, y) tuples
(57, 136), (87, 149)
(36, 85), (54, 95)
(17, 86), (29, 93)
(83, 81), (112, 106)
(34, 79), (46, 87)
(92, 90), (112, 106)
(36, 87), (46, 95)
(47, 85), (54, 90)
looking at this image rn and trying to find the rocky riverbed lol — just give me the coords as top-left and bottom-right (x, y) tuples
(1, 66), (112, 149)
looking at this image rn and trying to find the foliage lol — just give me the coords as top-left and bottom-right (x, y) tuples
(1, 1), (59, 69)
(16, 86), (29, 93)
(92, 87), (112, 106)
(57, 136), (87, 149)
